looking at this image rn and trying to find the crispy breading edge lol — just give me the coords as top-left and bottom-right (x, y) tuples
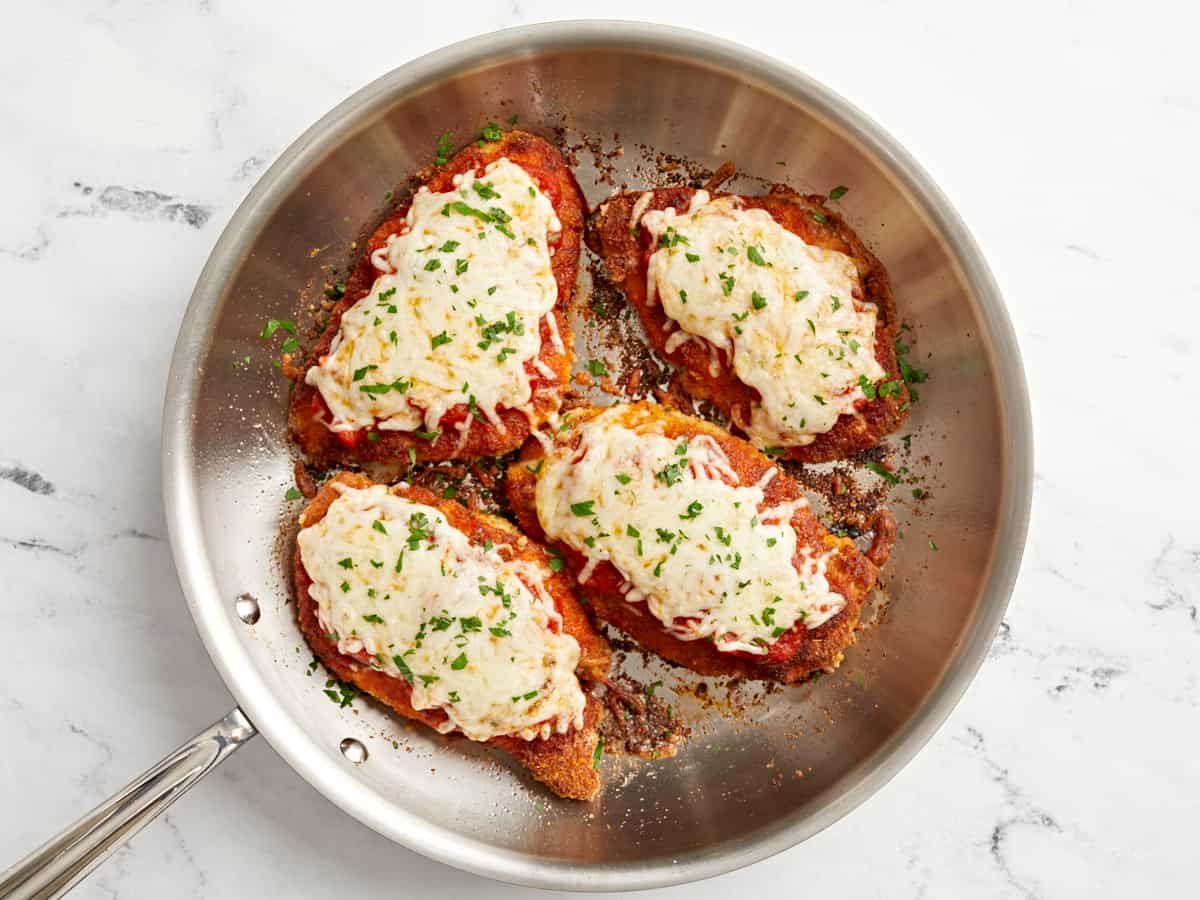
(294, 471), (608, 800)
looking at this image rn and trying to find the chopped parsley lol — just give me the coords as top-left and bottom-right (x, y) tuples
(323, 680), (357, 708)
(430, 331), (453, 350)
(434, 131), (454, 166)
(359, 378), (408, 396)
(442, 200), (494, 222)
(586, 358), (609, 377)
(260, 319), (295, 340)
(392, 654), (414, 683)
(657, 226), (689, 248)
(570, 500), (595, 517)
(747, 244), (769, 266)
(472, 180), (501, 200)
(865, 461), (900, 484)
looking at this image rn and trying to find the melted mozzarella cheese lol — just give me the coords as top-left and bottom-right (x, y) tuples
(534, 406), (846, 655)
(640, 192), (887, 449)
(306, 158), (562, 437)
(297, 484), (585, 742)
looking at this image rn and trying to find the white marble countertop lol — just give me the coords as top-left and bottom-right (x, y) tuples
(2, 1), (1196, 898)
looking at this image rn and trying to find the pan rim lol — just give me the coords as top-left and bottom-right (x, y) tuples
(162, 19), (1032, 892)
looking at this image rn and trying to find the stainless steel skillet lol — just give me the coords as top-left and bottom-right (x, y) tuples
(0, 20), (1032, 897)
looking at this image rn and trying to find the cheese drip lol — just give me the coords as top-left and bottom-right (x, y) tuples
(306, 158), (562, 436)
(534, 406), (846, 655)
(298, 484), (585, 742)
(640, 192), (887, 449)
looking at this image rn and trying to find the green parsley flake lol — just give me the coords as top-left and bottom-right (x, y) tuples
(865, 461), (900, 484)
(434, 132), (454, 166)
(472, 181), (501, 200)
(260, 319), (295, 340)
(392, 654), (415, 683)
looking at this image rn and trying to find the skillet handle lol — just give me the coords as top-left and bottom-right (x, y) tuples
(0, 707), (256, 900)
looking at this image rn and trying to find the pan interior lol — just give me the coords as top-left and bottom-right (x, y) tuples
(165, 23), (1029, 891)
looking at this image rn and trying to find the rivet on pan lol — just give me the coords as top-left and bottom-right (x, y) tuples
(339, 738), (368, 764)
(234, 593), (261, 625)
